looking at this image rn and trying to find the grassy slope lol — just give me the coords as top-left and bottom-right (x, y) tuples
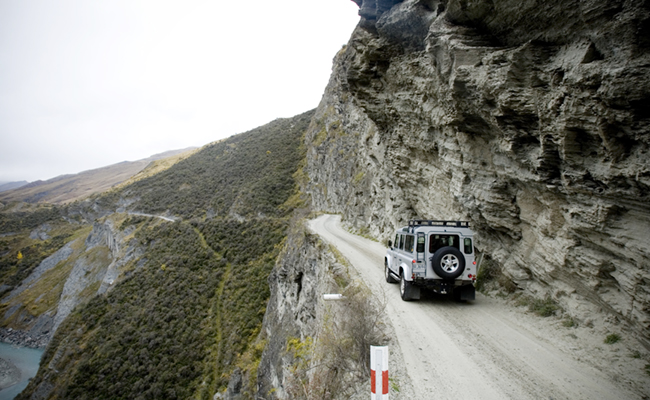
(17, 110), (314, 400)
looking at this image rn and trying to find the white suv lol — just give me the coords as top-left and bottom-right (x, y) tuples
(385, 220), (477, 301)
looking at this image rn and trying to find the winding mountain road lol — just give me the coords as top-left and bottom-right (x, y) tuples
(128, 212), (177, 222)
(308, 214), (639, 400)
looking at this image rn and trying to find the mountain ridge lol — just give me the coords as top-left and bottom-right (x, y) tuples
(0, 148), (197, 205)
(0, 181), (29, 193)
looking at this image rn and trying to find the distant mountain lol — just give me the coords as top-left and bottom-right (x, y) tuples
(0, 149), (197, 204)
(0, 181), (28, 193)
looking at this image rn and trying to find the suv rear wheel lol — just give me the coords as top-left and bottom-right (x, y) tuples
(400, 271), (415, 301)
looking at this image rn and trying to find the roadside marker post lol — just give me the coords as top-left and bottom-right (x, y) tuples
(371, 345), (389, 399)
(323, 294), (345, 301)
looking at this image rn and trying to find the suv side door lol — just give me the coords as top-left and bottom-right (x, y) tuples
(389, 233), (400, 272)
(397, 233), (415, 277)
(393, 233), (404, 272)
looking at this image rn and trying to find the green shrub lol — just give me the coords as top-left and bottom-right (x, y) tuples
(475, 256), (516, 293)
(530, 296), (561, 317)
(515, 295), (561, 317)
(604, 333), (621, 344)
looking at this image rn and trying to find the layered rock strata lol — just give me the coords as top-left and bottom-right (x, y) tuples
(304, 0), (650, 344)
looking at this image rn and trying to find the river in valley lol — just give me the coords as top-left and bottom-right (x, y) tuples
(0, 343), (43, 400)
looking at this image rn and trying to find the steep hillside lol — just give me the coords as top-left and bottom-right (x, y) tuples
(1, 110), (313, 399)
(0, 204), (91, 348)
(0, 148), (196, 205)
(96, 116), (309, 220)
(304, 0), (650, 345)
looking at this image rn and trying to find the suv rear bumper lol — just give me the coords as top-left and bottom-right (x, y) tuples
(413, 278), (475, 296)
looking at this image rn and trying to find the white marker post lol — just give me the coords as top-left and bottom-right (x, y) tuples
(323, 294), (345, 301)
(370, 345), (389, 399)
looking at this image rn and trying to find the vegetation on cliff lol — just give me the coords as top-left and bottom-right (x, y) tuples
(0, 205), (87, 299)
(14, 110), (314, 399)
(98, 112), (310, 220)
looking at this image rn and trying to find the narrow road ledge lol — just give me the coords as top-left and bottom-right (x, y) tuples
(308, 214), (650, 400)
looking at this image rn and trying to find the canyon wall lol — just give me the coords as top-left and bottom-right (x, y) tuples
(304, 0), (650, 343)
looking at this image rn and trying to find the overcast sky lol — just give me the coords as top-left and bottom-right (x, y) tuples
(0, 0), (361, 183)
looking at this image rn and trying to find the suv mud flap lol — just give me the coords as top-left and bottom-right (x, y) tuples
(400, 273), (421, 301)
(404, 284), (421, 300)
(455, 285), (475, 301)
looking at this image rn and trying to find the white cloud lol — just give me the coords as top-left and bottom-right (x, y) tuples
(0, 0), (360, 182)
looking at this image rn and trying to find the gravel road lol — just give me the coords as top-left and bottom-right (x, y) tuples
(309, 214), (643, 400)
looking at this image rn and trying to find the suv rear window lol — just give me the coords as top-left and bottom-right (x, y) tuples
(429, 234), (460, 253)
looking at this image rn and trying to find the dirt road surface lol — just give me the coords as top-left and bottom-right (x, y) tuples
(309, 214), (645, 400)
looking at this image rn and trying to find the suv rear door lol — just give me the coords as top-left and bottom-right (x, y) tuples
(428, 232), (461, 277)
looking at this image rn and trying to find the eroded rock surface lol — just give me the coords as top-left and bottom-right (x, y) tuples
(305, 0), (650, 344)
(257, 229), (334, 399)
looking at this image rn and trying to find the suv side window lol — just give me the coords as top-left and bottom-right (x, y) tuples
(416, 234), (425, 253)
(394, 234), (399, 249)
(464, 238), (473, 254)
(399, 234), (405, 250)
(405, 235), (414, 253)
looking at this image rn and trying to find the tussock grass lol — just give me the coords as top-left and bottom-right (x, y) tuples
(604, 333), (621, 344)
(515, 295), (561, 317)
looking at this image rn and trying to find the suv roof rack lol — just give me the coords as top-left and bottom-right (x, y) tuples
(408, 220), (470, 228)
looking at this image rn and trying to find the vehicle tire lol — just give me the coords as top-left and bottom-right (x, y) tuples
(431, 246), (466, 280)
(385, 259), (397, 284)
(400, 271), (413, 301)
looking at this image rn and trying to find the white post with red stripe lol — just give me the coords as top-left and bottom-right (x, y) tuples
(370, 345), (389, 399)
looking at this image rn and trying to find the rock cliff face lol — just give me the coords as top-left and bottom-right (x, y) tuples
(0, 217), (141, 348)
(304, 0), (650, 343)
(257, 228), (339, 399)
